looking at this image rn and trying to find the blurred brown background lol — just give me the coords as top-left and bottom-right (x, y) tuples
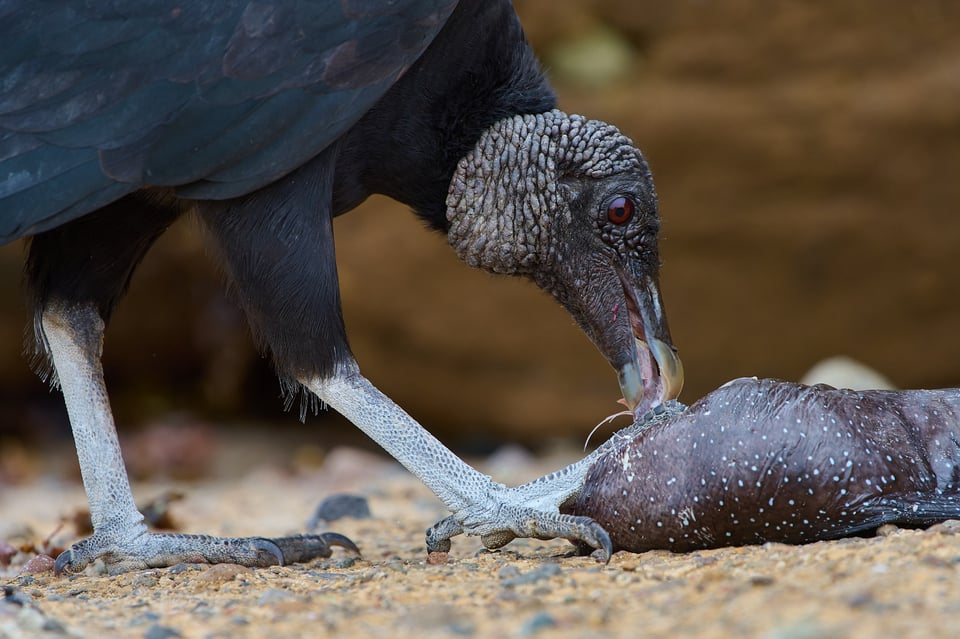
(1, 0), (959, 450)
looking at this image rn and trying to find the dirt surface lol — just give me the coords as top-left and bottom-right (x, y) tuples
(2, 442), (959, 639)
(2, 1), (960, 442)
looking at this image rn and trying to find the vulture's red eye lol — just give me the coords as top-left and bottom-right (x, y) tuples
(606, 196), (635, 225)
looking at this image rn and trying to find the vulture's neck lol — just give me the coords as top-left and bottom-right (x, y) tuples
(331, 0), (556, 231)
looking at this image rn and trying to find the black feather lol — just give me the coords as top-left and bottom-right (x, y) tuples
(0, 0), (460, 240)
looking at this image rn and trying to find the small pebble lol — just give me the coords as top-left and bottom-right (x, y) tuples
(131, 612), (161, 627)
(519, 612), (556, 636)
(257, 589), (296, 605)
(762, 620), (832, 639)
(928, 519), (960, 535)
(921, 554), (949, 568)
(3, 587), (31, 606)
(195, 564), (251, 583)
(501, 563), (561, 587)
(426, 551), (449, 566)
(0, 540), (16, 567)
(305, 570), (345, 580)
(144, 624), (181, 639)
(845, 590), (874, 608)
(19, 555), (54, 575)
(385, 559), (406, 573)
(168, 563), (199, 575)
(131, 572), (159, 588)
(447, 621), (475, 636)
(497, 565), (520, 580)
(191, 604), (214, 621)
(40, 617), (66, 633)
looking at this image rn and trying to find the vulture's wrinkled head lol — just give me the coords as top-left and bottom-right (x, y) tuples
(446, 109), (683, 417)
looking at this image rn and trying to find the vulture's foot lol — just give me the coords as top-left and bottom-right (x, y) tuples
(54, 530), (359, 576)
(423, 401), (689, 558)
(425, 502), (612, 561)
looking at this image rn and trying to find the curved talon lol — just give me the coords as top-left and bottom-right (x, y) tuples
(319, 532), (361, 556)
(251, 538), (285, 566)
(267, 533), (358, 563)
(592, 525), (613, 563)
(560, 514), (613, 562)
(54, 548), (76, 576)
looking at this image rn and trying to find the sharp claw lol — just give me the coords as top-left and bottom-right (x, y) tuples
(594, 525), (613, 563)
(563, 516), (612, 561)
(251, 538), (285, 566)
(53, 549), (75, 576)
(319, 532), (361, 557)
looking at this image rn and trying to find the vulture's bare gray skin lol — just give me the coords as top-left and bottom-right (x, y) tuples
(448, 110), (643, 274)
(448, 110), (682, 418)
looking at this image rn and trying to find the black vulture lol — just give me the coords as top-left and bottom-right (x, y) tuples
(2, 0), (683, 573)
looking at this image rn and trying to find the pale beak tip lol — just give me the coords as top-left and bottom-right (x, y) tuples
(617, 360), (644, 412)
(650, 337), (684, 401)
(617, 339), (684, 415)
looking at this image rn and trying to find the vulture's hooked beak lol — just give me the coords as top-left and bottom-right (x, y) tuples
(614, 268), (683, 418)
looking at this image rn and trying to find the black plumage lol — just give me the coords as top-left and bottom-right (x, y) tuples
(12, 0), (554, 384)
(2, 1), (459, 229)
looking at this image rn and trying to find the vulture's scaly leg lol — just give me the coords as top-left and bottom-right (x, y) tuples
(42, 301), (357, 575)
(303, 365), (614, 557)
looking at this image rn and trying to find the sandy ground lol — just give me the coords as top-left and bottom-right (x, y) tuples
(2, 441), (960, 639)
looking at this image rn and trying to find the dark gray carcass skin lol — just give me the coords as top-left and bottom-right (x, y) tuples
(569, 377), (960, 553)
